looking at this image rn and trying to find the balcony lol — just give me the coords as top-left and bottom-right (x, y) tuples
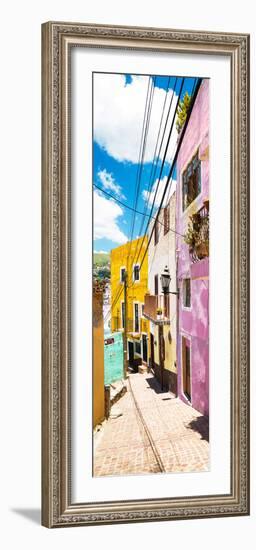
(143, 294), (171, 325)
(184, 200), (209, 263)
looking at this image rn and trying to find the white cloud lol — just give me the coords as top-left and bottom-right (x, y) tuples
(93, 190), (128, 244)
(142, 177), (177, 208)
(94, 250), (108, 254)
(97, 169), (126, 199)
(94, 74), (179, 163)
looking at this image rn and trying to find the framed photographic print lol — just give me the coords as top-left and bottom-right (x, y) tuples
(42, 21), (250, 527)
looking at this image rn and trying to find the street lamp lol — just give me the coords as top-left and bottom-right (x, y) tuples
(160, 265), (179, 297)
(159, 266), (179, 393)
(160, 266), (171, 294)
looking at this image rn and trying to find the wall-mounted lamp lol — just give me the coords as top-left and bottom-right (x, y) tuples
(160, 266), (179, 298)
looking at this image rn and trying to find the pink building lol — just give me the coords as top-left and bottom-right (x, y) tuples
(175, 79), (209, 416)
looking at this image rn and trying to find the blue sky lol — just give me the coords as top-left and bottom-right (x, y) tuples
(93, 73), (196, 253)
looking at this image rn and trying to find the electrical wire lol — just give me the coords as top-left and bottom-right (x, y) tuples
(135, 77), (173, 242)
(129, 77), (185, 280)
(128, 76), (154, 252)
(104, 76), (154, 318)
(128, 76), (175, 279)
(139, 77), (202, 273)
(101, 77), (201, 324)
(93, 183), (184, 237)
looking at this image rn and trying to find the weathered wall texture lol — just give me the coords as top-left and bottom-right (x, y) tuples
(110, 236), (150, 363)
(148, 193), (177, 389)
(176, 79), (209, 415)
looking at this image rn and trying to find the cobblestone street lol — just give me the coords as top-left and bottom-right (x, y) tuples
(93, 372), (209, 477)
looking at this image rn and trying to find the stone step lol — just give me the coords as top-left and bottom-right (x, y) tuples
(138, 364), (148, 374)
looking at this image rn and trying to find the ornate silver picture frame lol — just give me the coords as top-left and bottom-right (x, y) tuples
(42, 21), (250, 527)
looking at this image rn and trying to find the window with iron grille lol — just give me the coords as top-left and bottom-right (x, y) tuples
(183, 278), (191, 308)
(154, 274), (158, 296)
(134, 341), (141, 355)
(182, 151), (201, 211)
(163, 205), (170, 235)
(134, 303), (139, 332)
(120, 267), (126, 283)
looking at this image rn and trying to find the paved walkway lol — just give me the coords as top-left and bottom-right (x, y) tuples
(93, 372), (209, 477)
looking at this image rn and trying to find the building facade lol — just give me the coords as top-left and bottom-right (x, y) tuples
(176, 79), (209, 416)
(110, 236), (149, 372)
(93, 284), (105, 427)
(104, 331), (124, 385)
(144, 193), (177, 392)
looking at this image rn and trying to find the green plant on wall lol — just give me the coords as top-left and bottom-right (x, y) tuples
(176, 92), (191, 134)
(184, 212), (209, 257)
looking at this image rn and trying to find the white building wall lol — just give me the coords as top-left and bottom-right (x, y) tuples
(148, 192), (177, 375)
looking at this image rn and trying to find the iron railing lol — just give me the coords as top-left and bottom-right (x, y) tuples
(188, 201), (209, 263)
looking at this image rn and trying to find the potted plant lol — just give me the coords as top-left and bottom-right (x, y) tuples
(195, 215), (209, 258)
(156, 307), (163, 320)
(183, 217), (198, 253)
(184, 212), (209, 260)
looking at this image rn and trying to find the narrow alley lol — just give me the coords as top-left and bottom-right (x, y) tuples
(93, 372), (209, 477)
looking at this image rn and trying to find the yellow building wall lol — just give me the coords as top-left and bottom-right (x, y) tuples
(153, 324), (177, 374)
(110, 236), (150, 352)
(93, 289), (105, 427)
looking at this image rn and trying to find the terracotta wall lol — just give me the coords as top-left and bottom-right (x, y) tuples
(93, 289), (105, 427)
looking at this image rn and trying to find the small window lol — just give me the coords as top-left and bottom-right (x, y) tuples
(134, 303), (139, 332)
(183, 278), (191, 308)
(120, 268), (126, 283)
(154, 274), (158, 296)
(163, 205), (170, 235)
(133, 264), (140, 281)
(134, 341), (141, 355)
(182, 151), (201, 211)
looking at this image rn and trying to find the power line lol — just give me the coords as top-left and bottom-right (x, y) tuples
(136, 77), (173, 241)
(93, 183), (184, 237)
(129, 76), (175, 277)
(104, 284), (124, 321)
(101, 77), (201, 322)
(108, 76), (154, 317)
(130, 77), (185, 281)
(139, 77), (202, 273)
(128, 76), (154, 250)
(129, 78), (179, 280)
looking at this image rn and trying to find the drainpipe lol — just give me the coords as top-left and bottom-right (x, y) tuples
(159, 324), (165, 391)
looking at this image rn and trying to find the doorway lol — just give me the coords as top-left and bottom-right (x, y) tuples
(142, 334), (147, 363)
(150, 333), (154, 368)
(128, 341), (134, 367)
(182, 336), (191, 400)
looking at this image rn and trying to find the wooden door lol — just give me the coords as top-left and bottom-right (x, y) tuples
(150, 333), (154, 368)
(182, 337), (191, 399)
(128, 341), (134, 366)
(142, 334), (147, 363)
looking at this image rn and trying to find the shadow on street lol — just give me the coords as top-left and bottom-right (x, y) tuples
(145, 374), (166, 394)
(187, 415), (209, 442)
